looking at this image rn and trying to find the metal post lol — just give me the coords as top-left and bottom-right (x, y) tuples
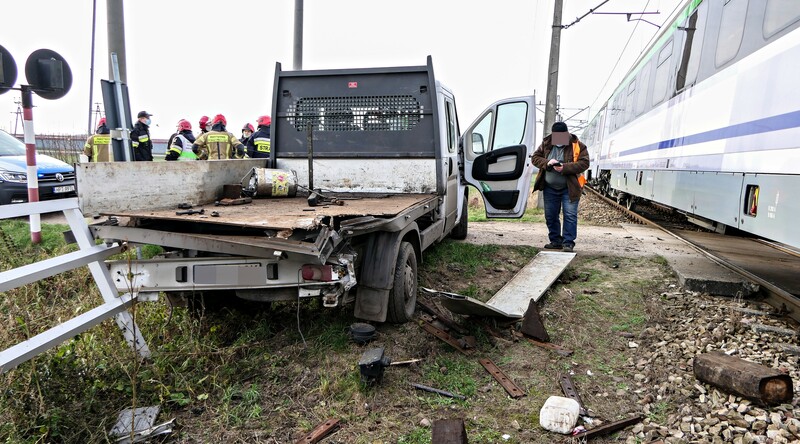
(106, 0), (127, 83)
(111, 53), (131, 162)
(293, 0), (304, 70)
(21, 86), (41, 244)
(87, 0), (98, 135)
(543, 0), (563, 136)
(539, 0), (564, 210)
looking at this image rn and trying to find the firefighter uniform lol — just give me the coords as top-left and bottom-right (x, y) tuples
(83, 121), (113, 162)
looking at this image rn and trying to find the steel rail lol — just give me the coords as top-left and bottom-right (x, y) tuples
(584, 186), (800, 322)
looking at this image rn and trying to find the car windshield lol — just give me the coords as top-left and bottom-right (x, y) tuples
(0, 131), (26, 156)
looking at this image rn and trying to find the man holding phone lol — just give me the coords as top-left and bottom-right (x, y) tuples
(530, 122), (590, 253)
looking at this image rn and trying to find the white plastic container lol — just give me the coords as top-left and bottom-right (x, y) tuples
(539, 395), (580, 434)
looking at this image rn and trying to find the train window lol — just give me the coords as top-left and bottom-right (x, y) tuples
(676, 2), (708, 92)
(653, 40), (673, 105)
(635, 61), (651, 116)
(764, 0), (800, 38)
(625, 80), (636, 123)
(744, 184), (759, 217)
(715, 0), (749, 67)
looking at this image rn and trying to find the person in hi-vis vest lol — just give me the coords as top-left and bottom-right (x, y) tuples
(82, 118), (113, 162)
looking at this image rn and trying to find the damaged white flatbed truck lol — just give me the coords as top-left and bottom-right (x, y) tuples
(78, 57), (536, 323)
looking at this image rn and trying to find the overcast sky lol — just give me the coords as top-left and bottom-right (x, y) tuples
(1, 0), (684, 141)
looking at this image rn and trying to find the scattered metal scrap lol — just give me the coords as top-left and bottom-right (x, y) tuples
(295, 418), (340, 444)
(520, 299), (550, 342)
(432, 419), (469, 444)
(559, 373), (588, 416)
(419, 315), (472, 355)
(417, 298), (468, 335)
(512, 330), (573, 357)
(570, 415), (643, 441)
(412, 383), (466, 400)
(479, 358), (525, 399)
(109, 406), (174, 444)
(694, 351), (793, 405)
(175, 208), (204, 216)
(216, 196), (252, 206)
(358, 347), (392, 384)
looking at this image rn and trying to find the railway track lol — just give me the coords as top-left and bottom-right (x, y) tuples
(585, 186), (800, 324)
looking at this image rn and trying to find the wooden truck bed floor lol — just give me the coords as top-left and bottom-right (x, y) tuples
(107, 194), (437, 231)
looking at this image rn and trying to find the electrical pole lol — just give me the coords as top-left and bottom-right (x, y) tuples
(544, 0), (563, 137)
(293, 0), (304, 70)
(106, 0), (127, 83)
(88, 0), (98, 135)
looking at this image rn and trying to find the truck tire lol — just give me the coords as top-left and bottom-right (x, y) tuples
(450, 190), (469, 240)
(386, 241), (417, 323)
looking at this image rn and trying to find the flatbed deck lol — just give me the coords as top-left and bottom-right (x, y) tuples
(109, 194), (438, 231)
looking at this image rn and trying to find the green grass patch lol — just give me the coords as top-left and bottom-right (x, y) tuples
(422, 241), (500, 278)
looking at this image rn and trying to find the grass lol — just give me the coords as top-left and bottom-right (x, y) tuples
(0, 210), (678, 443)
(467, 190), (545, 223)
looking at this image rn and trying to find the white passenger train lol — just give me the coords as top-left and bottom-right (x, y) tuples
(582, 0), (800, 249)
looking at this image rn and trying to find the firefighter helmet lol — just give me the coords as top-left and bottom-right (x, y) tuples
(242, 123), (254, 132)
(199, 115), (209, 127)
(97, 117), (107, 128)
(177, 119), (192, 131)
(257, 115), (271, 127)
(212, 114), (227, 126)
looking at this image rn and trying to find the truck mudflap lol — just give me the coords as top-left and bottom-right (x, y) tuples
(354, 223), (420, 322)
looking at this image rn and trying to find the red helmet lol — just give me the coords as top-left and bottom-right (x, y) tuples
(177, 119), (192, 131)
(199, 116), (209, 127)
(97, 117), (107, 128)
(257, 115), (271, 127)
(242, 123), (254, 132)
(212, 114), (227, 126)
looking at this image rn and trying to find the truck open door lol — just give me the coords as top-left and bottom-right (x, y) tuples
(461, 96), (536, 218)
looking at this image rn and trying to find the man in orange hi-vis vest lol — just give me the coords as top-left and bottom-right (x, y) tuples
(531, 121), (590, 253)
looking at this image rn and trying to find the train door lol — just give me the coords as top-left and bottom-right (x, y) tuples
(460, 96), (536, 218)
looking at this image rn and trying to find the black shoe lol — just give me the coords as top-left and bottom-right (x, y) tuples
(544, 242), (563, 250)
(562, 245), (574, 253)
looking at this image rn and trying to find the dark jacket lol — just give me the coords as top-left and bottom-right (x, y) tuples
(246, 125), (272, 160)
(130, 121), (153, 161)
(165, 130), (197, 161)
(531, 133), (590, 202)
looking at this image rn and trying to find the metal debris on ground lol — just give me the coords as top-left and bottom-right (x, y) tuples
(512, 330), (573, 357)
(419, 315), (472, 355)
(295, 418), (340, 444)
(412, 383), (466, 400)
(175, 208), (204, 215)
(478, 358), (525, 399)
(109, 406), (174, 444)
(559, 373), (588, 416)
(358, 347), (392, 384)
(432, 419), (469, 444)
(693, 351), (793, 405)
(520, 299), (550, 342)
(416, 297), (468, 335)
(216, 196), (252, 206)
(570, 415), (643, 441)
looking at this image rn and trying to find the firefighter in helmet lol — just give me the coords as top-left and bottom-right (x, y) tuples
(165, 119), (198, 161)
(240, 123), (254, 147)
(197, 116), (211, 137)
(83, 118), (113, 162)
(246, 115), (272, 166)
(192, 114), (246, 160)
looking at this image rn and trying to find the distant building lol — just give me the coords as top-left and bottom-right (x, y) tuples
(12, 133), (169, 160)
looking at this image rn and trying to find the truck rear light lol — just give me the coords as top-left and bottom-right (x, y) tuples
(302, 264), (333, 281)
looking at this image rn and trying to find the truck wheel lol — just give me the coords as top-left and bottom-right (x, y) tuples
(387, 242), (417, 324)
(450, 191), (469, 240)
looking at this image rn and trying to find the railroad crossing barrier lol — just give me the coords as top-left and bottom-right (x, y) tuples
(0, 197), (150, 373)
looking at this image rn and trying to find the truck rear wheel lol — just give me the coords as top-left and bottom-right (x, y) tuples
(450, 190), (469, 240)
(386, 241), (417, 323)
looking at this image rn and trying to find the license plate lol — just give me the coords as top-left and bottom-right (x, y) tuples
(54, 185), (75, 193)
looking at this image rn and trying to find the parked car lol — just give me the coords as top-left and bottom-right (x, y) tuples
(0, 129), (76, 205)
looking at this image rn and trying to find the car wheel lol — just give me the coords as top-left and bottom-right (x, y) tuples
(386, 242), (417, 324)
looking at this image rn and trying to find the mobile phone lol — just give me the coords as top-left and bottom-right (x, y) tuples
(553, 162), (562, 167)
